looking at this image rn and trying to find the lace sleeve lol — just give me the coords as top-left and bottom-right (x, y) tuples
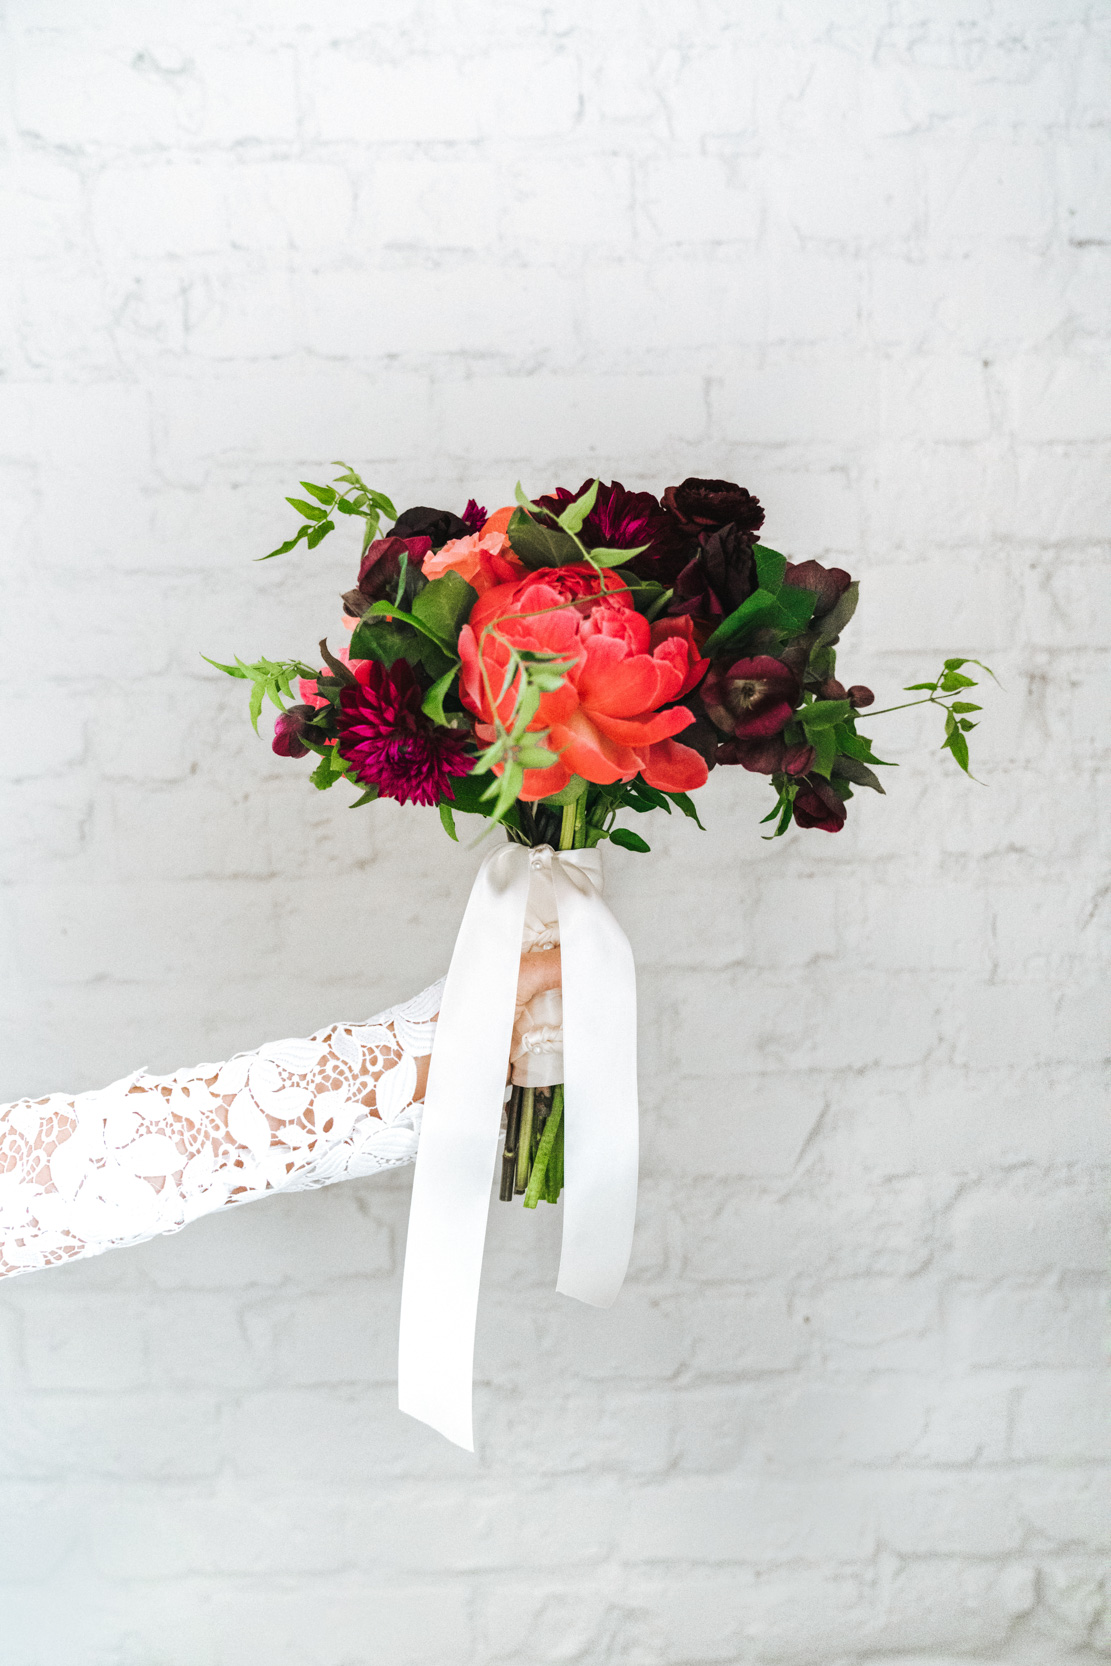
(0, 979), (443, 1280)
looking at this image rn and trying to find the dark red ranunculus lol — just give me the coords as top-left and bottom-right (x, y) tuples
(701, 655), (800, 739)
(272, 704), (317, 759)
(536, 480), (690, 585)
(670, 522), (757, 626)
(343, 534), (433, 616)
(716, 734), (815, 775)
(461, 498), (487, 534)
(782, 558), (851, 618)
(793, 776), (848, 832)
(661, 478), (765, 536)
(337, 660), (473, 807)
(848, 684), (874, 708)
(391, 505), (472, 549)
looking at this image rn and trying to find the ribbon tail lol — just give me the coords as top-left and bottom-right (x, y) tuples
(397, 848), (530, 1449)
(552, 863), (639, 1308)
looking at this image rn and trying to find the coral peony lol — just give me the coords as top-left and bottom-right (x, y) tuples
(337, 660), (473, 807)
(458, 565), (709, 801)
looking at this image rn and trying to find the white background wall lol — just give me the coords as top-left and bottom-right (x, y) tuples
(0, 2), (1108, 1662)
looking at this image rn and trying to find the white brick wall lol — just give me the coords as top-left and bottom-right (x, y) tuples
(1, 2), (1108, 1661)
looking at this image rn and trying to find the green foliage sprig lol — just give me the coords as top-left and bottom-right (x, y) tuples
(202, 654), (315, 731)
(262, 463), (397, 560)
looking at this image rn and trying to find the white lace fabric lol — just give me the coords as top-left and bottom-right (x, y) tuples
(0, 980), (443, 1280)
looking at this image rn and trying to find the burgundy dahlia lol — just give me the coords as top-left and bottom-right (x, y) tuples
(461, 498), (487, 535)
(272, 704), (317, 759)
(670, 522), (758, 627)
(793, 776), (848, 833)
(337, 661), (473, 807)
(661, 477), (765, 537)
(782, 558), (851, 618)
(701, 655), (800, 740)
(536, 480), (690, 584)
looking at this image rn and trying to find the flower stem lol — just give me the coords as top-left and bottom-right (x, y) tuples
(524, 1084), (564, 1208)
(514, 1088), (535, 1193)
(500, 1086), (522, 1202)
(559, 802), (576, 850)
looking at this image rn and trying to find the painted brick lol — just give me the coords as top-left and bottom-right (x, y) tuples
(0, 5), (1107, 1662)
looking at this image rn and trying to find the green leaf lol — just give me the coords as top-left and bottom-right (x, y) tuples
(702, 588), (781, 657)
(939, 670), (977, 692)
(958, 718), (977, 732)
(448, 770), (502, 818)
(411, 570), (476, 642)
(943, 727), (971, 774)
(773, 585), (817, 633)
(310, 755), (337, 790)
(202, 655), (248, 679)
(515, 745), (559, 769)
(299, 481), (337, 506)
(950, 701), (982, 714)
(285, 497), (328, 522)
(260, 522), (312, 561)
(903, 681), (938, 692)
(360, 599), (455, 657)
(420, 666), (458, 725)
(609, 827), (651, 853)
(349, 616), (419, 668)
(556, 479), (600, 535)
(835, 726), (896, 766)
(813, 580), (859, 646)
(334, 497), (361, 517)
(667, 791), (706, 829)
(810, 725), (837, 778)
(832, 755), (885, 794)
(347, 786), (379, 808)
(801, 698), (852, 730)
(514, 480), (544, 514)
(506, 507), (582, 568)
(305, 518), (335, 549)
(541, 774), (588, 807)
(438, 802), (458, 841)
(753, 544), (787, 592)
(248, 680), (265, 733)
(590, 543), (649, 568)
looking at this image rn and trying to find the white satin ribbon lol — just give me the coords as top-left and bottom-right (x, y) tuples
(397, 842), (638, 1450)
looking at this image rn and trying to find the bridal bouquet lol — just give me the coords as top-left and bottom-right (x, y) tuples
(213, 466), (990, 1216)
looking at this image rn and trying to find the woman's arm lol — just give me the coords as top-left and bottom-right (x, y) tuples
(0, 951), (562, 1281)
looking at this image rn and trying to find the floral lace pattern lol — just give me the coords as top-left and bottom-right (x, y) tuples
(0, 980), (443, 1280)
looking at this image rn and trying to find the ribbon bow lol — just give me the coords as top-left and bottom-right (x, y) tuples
(397, 842), (639, 1449)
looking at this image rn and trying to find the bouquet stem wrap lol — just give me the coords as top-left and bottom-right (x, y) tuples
(397, 843), (638, 1449)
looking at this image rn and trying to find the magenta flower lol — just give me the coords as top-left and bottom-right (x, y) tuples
(462, 498), (488, 535)
(272, 704), (316, 759)
(337, 660), (474, 807)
